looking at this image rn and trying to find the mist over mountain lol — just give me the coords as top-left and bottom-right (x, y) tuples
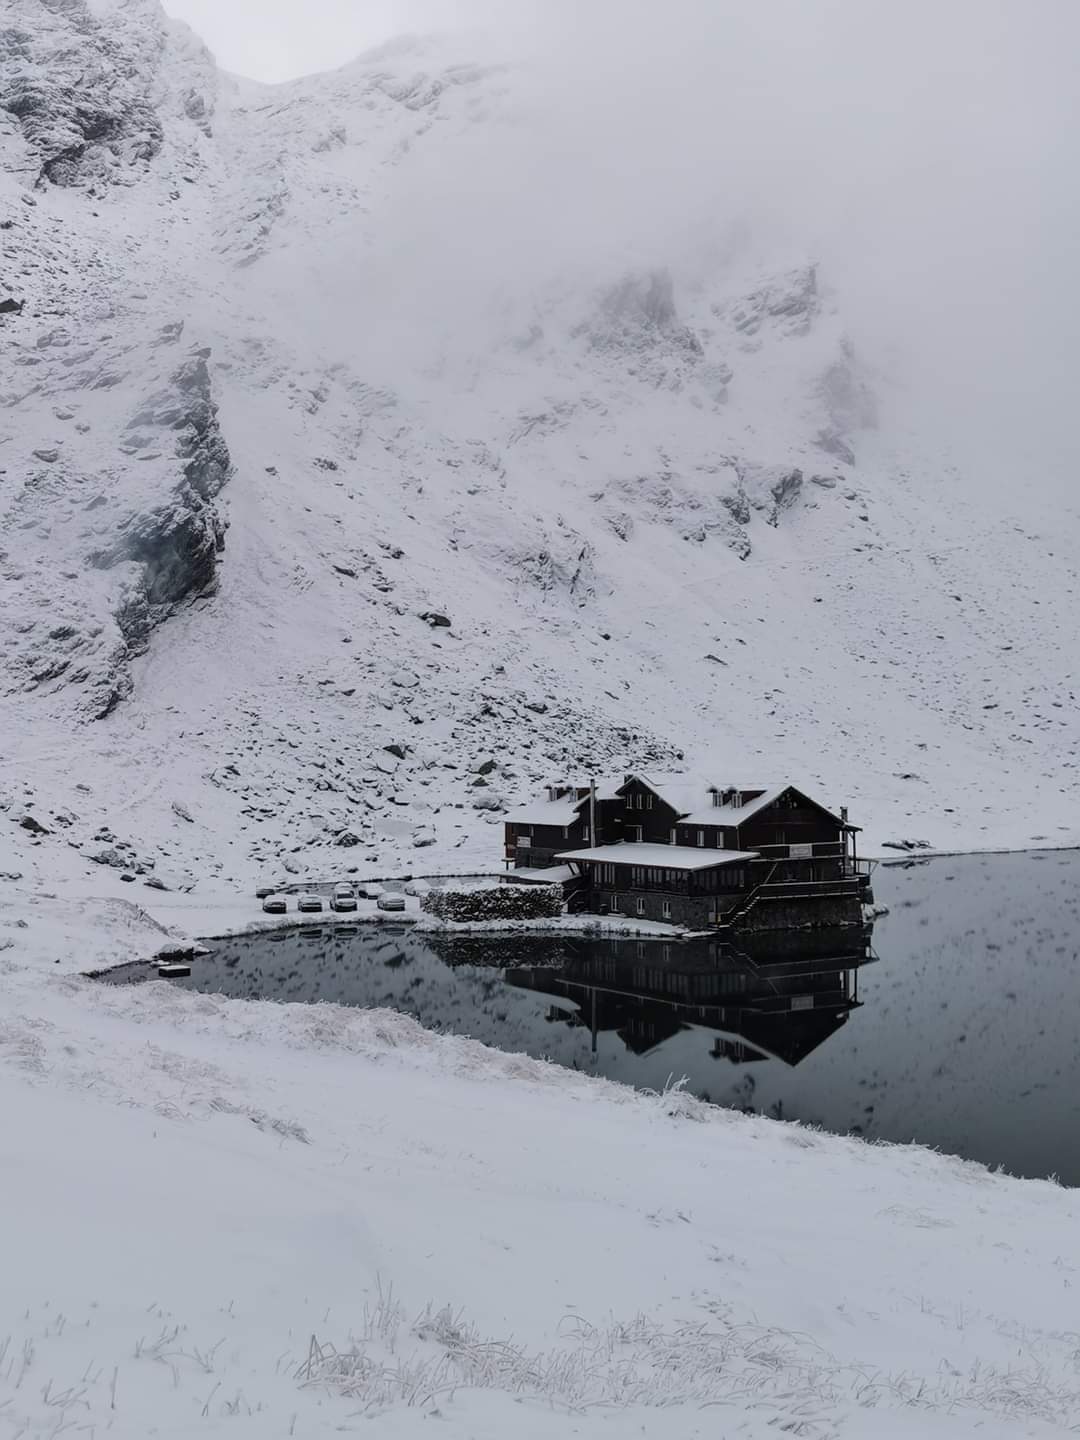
(2, 0), (1078, 885)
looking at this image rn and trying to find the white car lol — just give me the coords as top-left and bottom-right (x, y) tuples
(296, 893), (324, 914)
(377, 893), (406, 912)
(332, 884), (358, 912)
(262, 894), (288, 915)
(404, 879), (430, 897)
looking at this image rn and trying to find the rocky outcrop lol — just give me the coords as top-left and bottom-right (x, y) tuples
(720, 264), (820, 341)
(578, 269), (703, 380)
(0, 0), (166, 188)
(88, 348), (231, 678)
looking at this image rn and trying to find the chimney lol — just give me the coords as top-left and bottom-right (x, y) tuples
(840, 806), (849, 825)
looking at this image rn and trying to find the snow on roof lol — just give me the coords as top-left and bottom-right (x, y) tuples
(680, 785), (789, 826)
(627, 774), (786, 823)
(556, 843), (759, 871)
(630, 774), (708, 817)
(507, 865), (575, 885)
(506, 798), (582, 826)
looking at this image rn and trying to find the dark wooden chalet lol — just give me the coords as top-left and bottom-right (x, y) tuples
(505, 773), (873, 930)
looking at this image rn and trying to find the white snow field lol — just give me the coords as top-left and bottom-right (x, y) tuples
(3, 893), (1080, 1439)
(3, 4), (1080, 1435)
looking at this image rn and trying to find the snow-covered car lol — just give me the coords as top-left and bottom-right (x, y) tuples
(331, 884), (357, 912)
(377, 893), (406, 912)
(403, 879), (430, 897)
(361, 884), (384, 901)
(296, 893), (323, 914)
(262, 894), (288, 914)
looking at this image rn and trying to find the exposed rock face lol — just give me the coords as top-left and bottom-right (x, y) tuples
(1, 334), (232, 719)
(722, 264), (820, 341)
(0, 0), (166, 187)
(87, 347), (232, 692)
(579, 268), (703, 377)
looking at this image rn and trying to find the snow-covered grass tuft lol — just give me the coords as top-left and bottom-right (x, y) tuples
(298, 1300), (1080, 1428)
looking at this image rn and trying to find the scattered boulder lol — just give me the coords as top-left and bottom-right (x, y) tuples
(86, 845), (126, 867)
(420, 611), (451, 628)
(383, 744), (408, 760)
(17, 813), (50, 835)
(335, 830), (363, 848)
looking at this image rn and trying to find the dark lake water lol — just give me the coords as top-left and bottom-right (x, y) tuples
(104, 851), (1080, 1185)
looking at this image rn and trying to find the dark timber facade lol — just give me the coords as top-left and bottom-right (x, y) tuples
(504, 774), (873, 931)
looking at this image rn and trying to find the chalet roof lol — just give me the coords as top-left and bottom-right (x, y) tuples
(681, 785), (789, 826)
(628, 773), (710, 817)
(506, 798), (582, 827)
(633, 778), (854, 830)
(507, 865), (576, 885)
(556, 843), (759, 872)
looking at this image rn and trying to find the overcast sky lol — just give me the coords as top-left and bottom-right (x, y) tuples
(161, 0), (1080, 489)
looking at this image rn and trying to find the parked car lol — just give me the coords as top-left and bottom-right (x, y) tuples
(296, 893), (324, 914)
(262, 894), (288, 914)
(377, 893), (406, 913)
(332, 884), (358, 912)
(404, 879), (430, 897)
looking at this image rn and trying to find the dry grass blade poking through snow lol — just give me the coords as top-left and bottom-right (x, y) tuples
(296, 1290), (1080, 1428)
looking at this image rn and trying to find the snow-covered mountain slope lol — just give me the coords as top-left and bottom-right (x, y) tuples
(2, 0), (1078, 893)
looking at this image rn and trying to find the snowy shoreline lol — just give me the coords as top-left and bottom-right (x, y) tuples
(4, 826), (1080, 1437)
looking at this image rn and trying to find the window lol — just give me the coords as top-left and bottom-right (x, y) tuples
(697, 830), (705, 847)
(662, 900), (672, 919)
(646, 793), (654, 810)
(627, 825), (642, 842)
(582, 825), (590, 843)
(636, 897), (646, 916)
(518, 826), (532, 839)
(609, 895), (619, 914)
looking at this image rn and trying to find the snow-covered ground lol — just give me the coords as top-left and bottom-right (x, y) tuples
(4, 885), (1080, 1439)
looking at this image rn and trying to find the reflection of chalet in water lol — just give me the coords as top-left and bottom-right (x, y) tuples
(504, 928), (872, 1068)
(504, 774), (873, 930)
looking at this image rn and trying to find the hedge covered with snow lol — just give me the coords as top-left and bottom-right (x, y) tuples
(421, 884), (564, 923)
